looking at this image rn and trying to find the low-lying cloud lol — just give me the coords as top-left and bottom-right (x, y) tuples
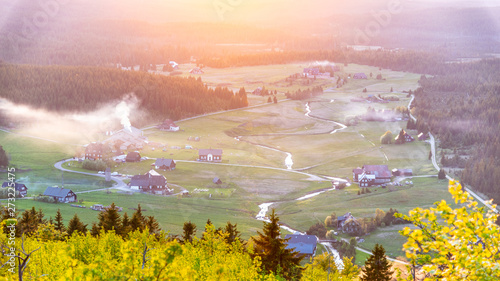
(0, 94), (143, 146)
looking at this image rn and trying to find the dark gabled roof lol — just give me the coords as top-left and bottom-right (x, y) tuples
(149, 175), (166, 186)
(213, 177), (222, 184)
(353, 168), (363, 174)
(155, 158), (175, 167)
(363, 165), (391, 178)
(130, 174), (166, 187)
(43, 187), (73, 198)
(199, 149), (223, 156)
(130, 175), (149, 187)
(284, 234), (318, 255)
(2, 182), (27, 190)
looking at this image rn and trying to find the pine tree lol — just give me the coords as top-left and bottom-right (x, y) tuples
(100, 203), (122, 234)
(251, 209), (303, 280)
(224, 221), (241, 244)
(67, 214), (87, 236)
(121, 212), (130, 235)
(130, 204), (146, 232)
(54, 209), (65, 232)
(360, 244), (393, 281)
(145, 216), (160, 235)
(438, 168), (446, 179)
(18, 207), (40, 236)
(182, 221), (197, 243)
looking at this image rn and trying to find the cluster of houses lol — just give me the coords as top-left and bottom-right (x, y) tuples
(353, 165), (414, 187)
(84, 126), (148, 161)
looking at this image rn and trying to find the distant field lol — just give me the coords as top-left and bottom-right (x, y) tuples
(2, 62), (451, 259)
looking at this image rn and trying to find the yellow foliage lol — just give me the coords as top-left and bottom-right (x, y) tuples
(397, 180), (500, 280)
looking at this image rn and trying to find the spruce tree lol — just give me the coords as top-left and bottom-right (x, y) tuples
(67, 214), (87, 236)
(360, 244), (393, 281)
(130, 204), (146, 232)
(224, 221), (241, 244)
(18, 207), (39, 236)
(182, 221), (196, 243)
(251, 209), (303, 280)
(145, 216), (160, 235)
(97, 202), (122, 234)
(121, 212), (130, 235)
(54, 209), (65, 232)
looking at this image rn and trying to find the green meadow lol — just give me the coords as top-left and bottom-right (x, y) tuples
(1, 63), (454, 260)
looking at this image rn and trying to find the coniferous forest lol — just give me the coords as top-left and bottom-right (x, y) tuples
(0, 64), (248, 121)
(411, 59), (500, 203)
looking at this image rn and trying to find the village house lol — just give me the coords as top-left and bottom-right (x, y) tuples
(43, 186), (77, 203)
(158, 119), (179, 131)
(353, 165), (392, 187)
(284, 234), (318, 258)
(213, 177), (222, 184)
(395, 129), (415, 143)
(342, 217), (362, 234)
(125, 151), (141, 162)
(353, 73), (368, 79)
(198, 149), (223, 162)
(336, 212), (362, 234)
(85, 142), (108, 160)
(129, 170), (170, 194)
(153, 158), (176, 171)
(2, 182), (28, 197)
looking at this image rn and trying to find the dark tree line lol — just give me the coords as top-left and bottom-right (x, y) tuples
(0, 64), (248, 121)
(0, 204), (160, 238)
(285, 86), (323, 100)
(412, 59), (500, 203)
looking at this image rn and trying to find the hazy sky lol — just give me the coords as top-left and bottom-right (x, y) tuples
(2, 0), (497, 24)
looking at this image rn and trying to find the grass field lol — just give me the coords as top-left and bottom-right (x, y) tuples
(1, 62), (454, 261)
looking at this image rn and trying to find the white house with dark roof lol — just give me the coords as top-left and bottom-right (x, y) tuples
(198, 149), (222, 162)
